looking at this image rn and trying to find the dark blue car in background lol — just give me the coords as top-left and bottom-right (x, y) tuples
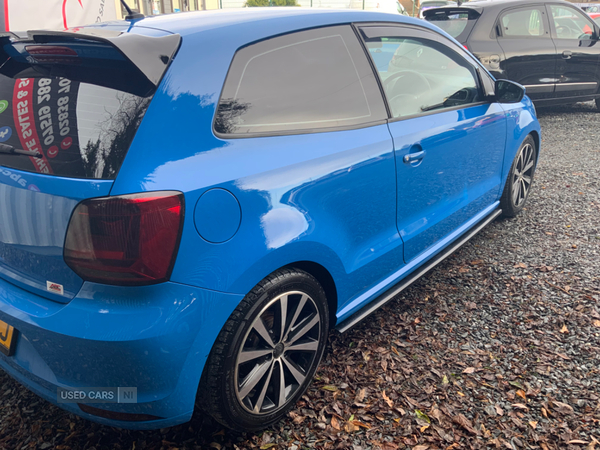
(0, 8), (540, 431)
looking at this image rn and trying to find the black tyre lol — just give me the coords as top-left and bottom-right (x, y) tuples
(596, 97), (600, 110)
(199, 269), (329, 431)
(500, 135), (537, 218)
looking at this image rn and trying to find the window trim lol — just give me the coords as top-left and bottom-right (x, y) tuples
(212, 24), (388, 140)
(356, 24), (489, 123)
(496, 5), (551, 40)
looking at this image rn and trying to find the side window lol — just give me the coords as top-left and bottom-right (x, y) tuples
(214, 26), (387, 136)
(500, 7), (546, 37)
(364, 36), (481, 118)
(550, 5), (596, 39)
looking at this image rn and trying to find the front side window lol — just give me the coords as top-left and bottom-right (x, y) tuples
(364, 36), (480, 118)
(500, 7), (546, 37)
(550, 5), (596, 39)
(214, 26), (386, 136)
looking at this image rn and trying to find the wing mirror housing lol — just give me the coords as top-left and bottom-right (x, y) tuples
(495, 79), (525, 103)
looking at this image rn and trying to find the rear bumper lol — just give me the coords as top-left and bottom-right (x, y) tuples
(0, 275), (243, 430)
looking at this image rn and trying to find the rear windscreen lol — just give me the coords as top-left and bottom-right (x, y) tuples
(425, 9), (480, 42)
(0, 76), (152, 179)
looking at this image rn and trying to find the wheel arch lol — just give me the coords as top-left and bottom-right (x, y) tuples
(529, 129), (540, 160)
(282, 260), (338, 329)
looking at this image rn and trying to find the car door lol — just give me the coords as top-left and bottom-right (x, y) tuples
(360, 25), (507, 263)
(547, 3), (600, 98)
(495, 4), (557, 99)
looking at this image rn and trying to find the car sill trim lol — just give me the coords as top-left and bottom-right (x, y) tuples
(335, 207), (502, 333)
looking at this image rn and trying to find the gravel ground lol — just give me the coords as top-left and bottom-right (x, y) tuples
(0, 102), (599, 450)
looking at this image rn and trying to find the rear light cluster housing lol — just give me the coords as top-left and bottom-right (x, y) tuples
(64, 191), (184, 286)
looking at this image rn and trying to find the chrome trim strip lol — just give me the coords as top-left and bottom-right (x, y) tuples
(523, 84), (555, 94)
(335, 208), (502, 333)
(555, 82), (598, 92)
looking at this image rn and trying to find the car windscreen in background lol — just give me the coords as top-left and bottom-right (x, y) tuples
(424, 8), (481, 42)
(0, 30), (180, 179)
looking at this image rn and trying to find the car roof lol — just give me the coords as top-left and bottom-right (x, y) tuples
(119, 8), (432, 37)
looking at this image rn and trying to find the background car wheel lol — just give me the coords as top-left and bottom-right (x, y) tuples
(199, 269), (329, 431)
(596, 97), (600, 110)
(500, 135), (537, 218)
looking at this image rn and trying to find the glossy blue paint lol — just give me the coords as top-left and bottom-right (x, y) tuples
(0, 9), (541, 430)
(0, 274), (243, 428)
(389, 103), (507, 262)
(337, 200), (500, 321)
(194, 188), (241, 243)
(0, 169), (113, 303)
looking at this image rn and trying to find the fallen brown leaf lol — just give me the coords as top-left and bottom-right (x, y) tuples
(453, 413), (478, 435)
(495, 404), (504, 416)
(553, 401), (574, 414)
(382, 390), (393, 408)
(512, 403), (529, 410)
(351, 421), (371, 429)
(381, 443), (398, 450)
(344, 422), (358, 433)
(462, 367), (476, 374)
(330, 416), (340, 430)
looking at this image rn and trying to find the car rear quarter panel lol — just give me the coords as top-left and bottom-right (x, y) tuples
(111, 22), (405, 312)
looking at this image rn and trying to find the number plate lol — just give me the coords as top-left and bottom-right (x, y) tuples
(0, 320), (16, 356)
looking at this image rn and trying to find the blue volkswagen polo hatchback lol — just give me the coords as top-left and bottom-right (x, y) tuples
(0, 8), (540, 431)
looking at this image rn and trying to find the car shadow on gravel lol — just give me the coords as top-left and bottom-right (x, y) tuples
(536, 100), (598, 116)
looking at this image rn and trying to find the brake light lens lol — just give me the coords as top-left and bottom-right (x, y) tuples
(25, 45), (80, 64)
(64, 191), (184, 286)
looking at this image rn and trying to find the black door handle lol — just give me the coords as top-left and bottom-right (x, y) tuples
(562, 50), (572, 59)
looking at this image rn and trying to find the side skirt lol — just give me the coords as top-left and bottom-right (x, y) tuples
(335, 208), (502, 333)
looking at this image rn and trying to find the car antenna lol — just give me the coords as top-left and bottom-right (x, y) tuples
(120, 0), (145, 20)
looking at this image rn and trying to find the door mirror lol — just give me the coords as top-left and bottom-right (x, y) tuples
(495, 79), (525, 103)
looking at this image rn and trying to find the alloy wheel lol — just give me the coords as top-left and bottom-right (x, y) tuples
(234, 291), (321, 414)
(511, 143), (535, 208)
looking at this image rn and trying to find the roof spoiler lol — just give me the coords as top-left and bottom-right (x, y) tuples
(0, 29), (181, 97)
(423, 6), (482, 19)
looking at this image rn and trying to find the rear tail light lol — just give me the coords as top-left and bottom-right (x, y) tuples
(64, 191), (184, 286)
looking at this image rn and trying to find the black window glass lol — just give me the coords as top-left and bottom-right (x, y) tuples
(500, 7), (547, 38)
(550, 5), (596, 39)
(426, 12), (471, 39)
(365, 36), (481, 118)
(215, 26), (387, 136)
(0, 76), (151, 179)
